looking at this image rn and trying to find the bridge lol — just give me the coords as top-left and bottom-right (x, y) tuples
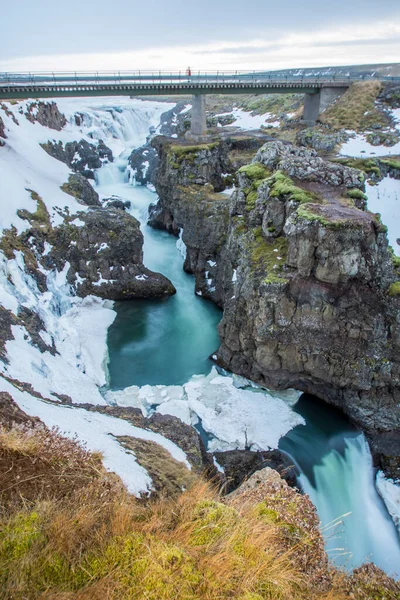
(1, 70), (398, 138)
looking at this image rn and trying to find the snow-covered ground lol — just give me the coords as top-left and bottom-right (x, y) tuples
(366, 177), (400, 256)
(105, 368), (304, 452)
(340, 134), (400, 158)
(216, 108), (281, 130)
(376, 471), (400, 535)
(340, 108), (400, 158)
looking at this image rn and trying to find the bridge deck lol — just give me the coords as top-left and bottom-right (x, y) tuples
(1, 70), (398, 100)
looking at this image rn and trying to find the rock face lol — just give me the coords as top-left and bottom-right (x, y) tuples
(296, 128), (348, 153)
(150, 138), (400, 452)
(60, 173), (101, 206)
(213, 449), (297, 493)
(42, 139), (113, 179)
(254, 141), (364, 188)
(49, 207), (176, 300)
(128, 143), (159, 186)
(25, 101), (67, 131)
(0, 116), (6, 140)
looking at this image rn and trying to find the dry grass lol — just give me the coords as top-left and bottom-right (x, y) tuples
(1, 423), (399, 599)
(319, 81), (389, 132)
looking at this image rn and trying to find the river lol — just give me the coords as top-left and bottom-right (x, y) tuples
(93, 105), (400, 578)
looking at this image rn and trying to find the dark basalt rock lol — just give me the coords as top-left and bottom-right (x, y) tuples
(0, 115), (6, 140)
(0, 307), (18, 363)
(0, 391), (41, 428)
(42, 138), (113, 179)
(49, 207), (176, 300)
(61, 173), (101, 206)
(369, 430), (400, 481)
(296, 128), (349, 154)
(103, 197), (131, 211)
(17, 306), (57, 356)
(214, 449), (298, 494)
(128, 144), (159, 186)
(25, 101), (67, 131)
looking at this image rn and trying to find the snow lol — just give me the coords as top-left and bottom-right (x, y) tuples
(376, 471), (400, 535)
(70, 217), (86, 227)
(176, 228), (187, 259)
(340, 134), (400, 158)
(106, 368), (304, 453)
(221, 186), (236, 196)
(215, 108), (281, 131)
(0, 377), (189, 496)
(135, 274), (148, 281)
(0, 249), (116, 403)
(366, 177), (400, 256)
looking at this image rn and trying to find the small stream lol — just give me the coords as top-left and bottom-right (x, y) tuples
(93, 107), (400, 578)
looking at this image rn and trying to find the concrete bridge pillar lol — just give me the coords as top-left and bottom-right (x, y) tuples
(303, 87), (348, 126)
(188, 94), (207, 141)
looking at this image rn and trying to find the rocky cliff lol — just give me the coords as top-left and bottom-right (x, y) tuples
(150, 137), (400, 476)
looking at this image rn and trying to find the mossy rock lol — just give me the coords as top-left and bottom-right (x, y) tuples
(250, 231), (289, 284)
(346, 188), (368, 201)
(269, 171), (318, 204)
(239, 162), (270, 181)
(388, 281), (400, 296)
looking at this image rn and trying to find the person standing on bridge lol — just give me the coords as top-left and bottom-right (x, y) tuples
(186, 66), (192, 77)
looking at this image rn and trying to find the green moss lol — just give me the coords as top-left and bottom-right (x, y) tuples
(168, 142), (219, 165)
(388, 282), (400, 296)
(333, 157), (380, 178)
(0, 511), (44, 561)
(380, 158), (400, 170)
(250, 232), (288, 284)
(190, 500), (238, 546)
(239, 162), (270, 181)
(296, 204), (361, 229)
(16, 190), (51, 231)
(346, 188), (367, 201)
(253, 503), (280, 523)
(269, 171), (318, 204)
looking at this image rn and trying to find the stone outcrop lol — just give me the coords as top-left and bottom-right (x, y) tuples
(296, 127), (348, 153)
(60, 173), (101, 206)
(103, 196), (131, 210)
(0, 116), (6, 141)
(213, 449), (297, 493)
(150, 138), (400, 466)
(42, 139), (113, 179)
(129, 143), (159, 186)
(25, 101), (67, 131)
(48, 207), (176, 300)
(254, 141), (364, 188)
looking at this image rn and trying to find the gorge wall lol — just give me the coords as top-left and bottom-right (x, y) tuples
(149, 136), (400, 477)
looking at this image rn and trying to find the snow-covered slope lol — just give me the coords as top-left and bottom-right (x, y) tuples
(0, 98), (185, 495)
(0, 97), (305, 497)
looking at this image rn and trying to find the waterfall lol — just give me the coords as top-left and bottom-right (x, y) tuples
(300, 434), (400, 574)
(280, 395), (400, 577)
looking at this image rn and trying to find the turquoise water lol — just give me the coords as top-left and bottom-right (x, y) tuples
(99, 180), (221, 389)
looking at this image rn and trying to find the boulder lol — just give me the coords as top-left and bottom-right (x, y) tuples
(60, 173), (101, 206)
(48, 207), (176, 300)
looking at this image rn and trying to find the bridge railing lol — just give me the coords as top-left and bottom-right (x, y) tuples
(1, 70), (400, 88)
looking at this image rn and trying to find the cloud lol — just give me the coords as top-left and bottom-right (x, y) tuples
(1, 20), (399, 73)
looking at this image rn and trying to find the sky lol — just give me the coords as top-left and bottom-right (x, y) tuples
(1, 0), (400, 72)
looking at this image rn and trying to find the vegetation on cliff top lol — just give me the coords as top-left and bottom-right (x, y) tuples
(1, 404), (399, 599)
(319, 81), (389, 131)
